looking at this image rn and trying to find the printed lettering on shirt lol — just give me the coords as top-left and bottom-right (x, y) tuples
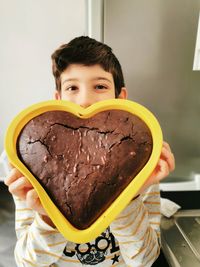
(63, 227), (120, 265)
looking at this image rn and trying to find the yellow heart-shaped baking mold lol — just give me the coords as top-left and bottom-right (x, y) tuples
(4, 99), (162, 243)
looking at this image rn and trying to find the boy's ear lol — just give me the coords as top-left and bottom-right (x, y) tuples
(118, 87), (128, 99)
(54, 90), (61, 100)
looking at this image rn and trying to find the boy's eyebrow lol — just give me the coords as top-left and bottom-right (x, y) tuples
(62, 78), (78, 85)
(62, 77), (112, 85)
(92, 77), (112, 84)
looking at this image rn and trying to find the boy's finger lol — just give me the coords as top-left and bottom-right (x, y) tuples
(157, 159), (170, 181)
(26, 188), (38, 205)
(148, 159), (170, 184)
(26, 189), (47, 215)
(4, 168), (24, 186)
(162, 141), (172, 152)
(160, 146), (175, 172)
(8, 176), (33, 198)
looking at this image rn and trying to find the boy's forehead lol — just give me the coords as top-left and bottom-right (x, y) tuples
(60, 64), (114, 82)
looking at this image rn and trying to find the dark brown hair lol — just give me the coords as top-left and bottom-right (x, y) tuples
(51, 36), (125, 97)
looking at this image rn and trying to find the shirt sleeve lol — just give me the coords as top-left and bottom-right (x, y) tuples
(110, 184), (161, 267)
(140, 183), (161, 240)
(14, 196), (67, 267)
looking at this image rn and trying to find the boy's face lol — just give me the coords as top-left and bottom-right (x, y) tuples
(54, 64), (127, 108)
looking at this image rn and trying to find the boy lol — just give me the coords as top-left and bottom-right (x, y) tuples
(5, 36), (175, 267)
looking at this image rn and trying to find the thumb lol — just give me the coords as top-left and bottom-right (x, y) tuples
(26, 189), (47, 216)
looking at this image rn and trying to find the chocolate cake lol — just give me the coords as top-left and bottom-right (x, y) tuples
(17, 110), (153, 229)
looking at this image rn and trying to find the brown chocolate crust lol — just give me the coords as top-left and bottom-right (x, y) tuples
(17, 110), (152, 229)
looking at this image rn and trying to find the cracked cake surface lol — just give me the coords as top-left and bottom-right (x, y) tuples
(17, 109), (153, 229)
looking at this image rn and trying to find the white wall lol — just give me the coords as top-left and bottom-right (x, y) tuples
(0, 0), (86, 152)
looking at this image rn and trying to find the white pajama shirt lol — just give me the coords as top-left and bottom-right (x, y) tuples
(13, 184), (161, 267)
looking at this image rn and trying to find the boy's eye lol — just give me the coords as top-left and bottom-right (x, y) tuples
(95, 84), (108, 90)
(65, 86), (78, 91)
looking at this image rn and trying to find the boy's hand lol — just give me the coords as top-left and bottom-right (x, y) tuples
(138, 141), (175, 194)
(4, 167), (33, 200)
(4, 166), (55, 227)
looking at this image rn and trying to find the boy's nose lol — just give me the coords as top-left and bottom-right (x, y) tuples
(79, 101), (92, 108)
(77, 90), (95, 108)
